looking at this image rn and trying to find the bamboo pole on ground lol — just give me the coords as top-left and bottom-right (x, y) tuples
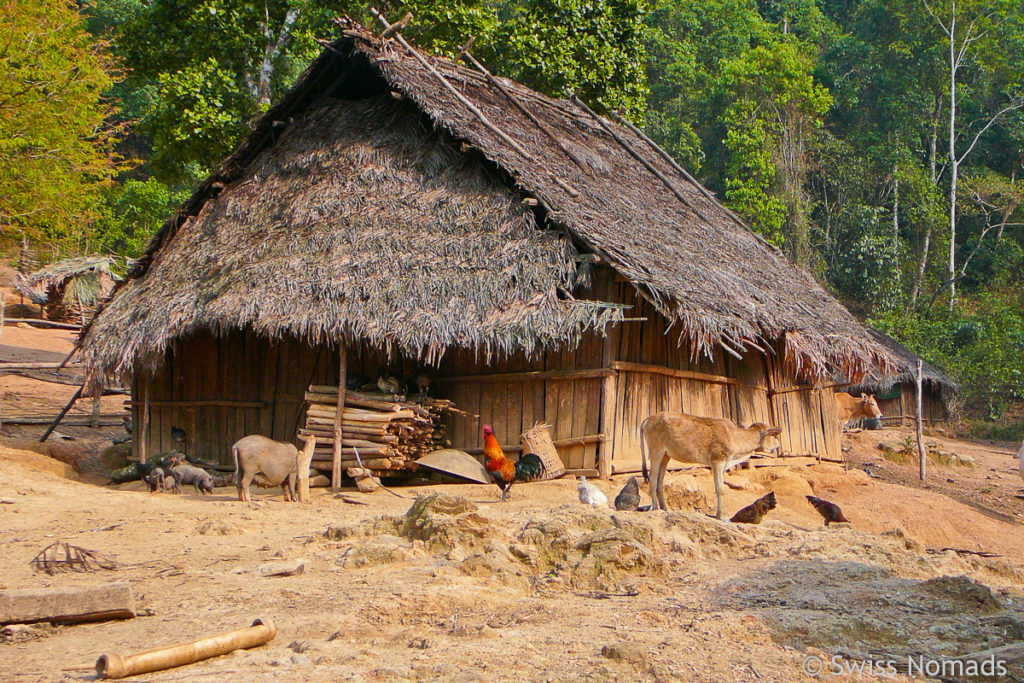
(39, 384), (85, 443)
(915, 359), (926, 481)
(95, 617), (276, 679)
(332, 346), (347, 491)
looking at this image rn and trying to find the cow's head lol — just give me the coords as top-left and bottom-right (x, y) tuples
(860, 393), (883, 419)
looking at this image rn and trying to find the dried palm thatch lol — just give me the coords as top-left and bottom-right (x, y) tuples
(80, 22), (892, 388)
(848, 328), (959, 397)
(30, 541), (118, 574)
(15, 256), (123, 322)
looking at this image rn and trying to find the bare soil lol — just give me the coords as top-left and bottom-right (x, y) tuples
(1, 326), (1023, 682)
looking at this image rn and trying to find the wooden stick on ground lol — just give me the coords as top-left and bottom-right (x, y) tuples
(96, 617), (276, 679)
(39, 383), (85, 443)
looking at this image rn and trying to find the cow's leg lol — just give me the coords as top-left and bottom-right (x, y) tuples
(712, 460), (727, 520)
(655, 452), (670, 511)
(648, 451), (663, 510)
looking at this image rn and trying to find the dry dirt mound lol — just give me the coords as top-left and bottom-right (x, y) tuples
(0, 444), (75, 480)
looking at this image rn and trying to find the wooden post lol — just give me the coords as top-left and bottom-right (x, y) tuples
(0, 290), (6, 343)
(597, 274), (617, 479)
(91, 395), (101, 429)
(915, 359), (926, 481)
(332, 345), (347, 491)
(139, 377), (150, 464)
(1, 582), (135, 626)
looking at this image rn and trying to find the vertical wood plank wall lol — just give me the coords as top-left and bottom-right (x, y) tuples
(134, 271), (847, 467)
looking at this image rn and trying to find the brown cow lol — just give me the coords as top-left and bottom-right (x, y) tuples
(834, 392), (883, 430)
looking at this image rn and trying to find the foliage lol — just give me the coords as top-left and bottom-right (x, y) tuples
(0, 0), (126, 250)
(92, 178), (189, 257)
(494, 0), (651, 119)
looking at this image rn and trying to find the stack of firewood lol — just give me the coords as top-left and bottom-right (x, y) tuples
(301, 385), (456, 475)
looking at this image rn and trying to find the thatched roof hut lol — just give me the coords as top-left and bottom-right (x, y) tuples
(79, 22), (893, 475)
(845, 328), (958, 425)
(15, 256), (123, 323)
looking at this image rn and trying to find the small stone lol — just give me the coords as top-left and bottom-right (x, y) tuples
(356, 476), (381, 493)
(601, 641), (646, 663)
(288, 640), (314, 653)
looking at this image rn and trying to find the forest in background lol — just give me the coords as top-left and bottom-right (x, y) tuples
(2, 0), (1022, 435)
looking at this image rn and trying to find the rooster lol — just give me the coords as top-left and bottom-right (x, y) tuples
(482, 425), (546, 501)
(806, 495), (850, 526)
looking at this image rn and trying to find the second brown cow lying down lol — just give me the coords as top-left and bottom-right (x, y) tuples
(641, 412), (782, 520)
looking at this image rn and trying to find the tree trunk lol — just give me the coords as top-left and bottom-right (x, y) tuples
(256, 5), (300, 109)
(947, 2), (958, 309)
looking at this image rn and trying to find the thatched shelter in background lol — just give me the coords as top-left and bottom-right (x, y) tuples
(15, 256), (123, 324)
(844, 328), (958, 426)
(79, 22), (893, 477)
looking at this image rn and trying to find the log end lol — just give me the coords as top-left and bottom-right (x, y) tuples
(96, 653), (126, 679)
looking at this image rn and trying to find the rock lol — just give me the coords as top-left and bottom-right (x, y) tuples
(288, 640), (314, 653)
(601, 641), (646, 663)
(338, 538), (412, 568)
(724, 475), (752, 490)
(575, 528), (654, 571)
(259, 559), (306, 577)
(195, 520), (246, 535)
(920, 575), (1002, 613)
(663, 482), (708, 512)
(355, 476), (381, 493)
(878, 439), (912, 463)
(400, 493), (491, 550)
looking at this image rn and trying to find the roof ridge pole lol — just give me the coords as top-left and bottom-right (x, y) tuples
(456, 40), (589, 173)
(368, 7), (579, 198)
(568, 94), (711, 223)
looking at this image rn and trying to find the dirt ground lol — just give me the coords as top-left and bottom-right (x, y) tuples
(2, 324), (1023, 682)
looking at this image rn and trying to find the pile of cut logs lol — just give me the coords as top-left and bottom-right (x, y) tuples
(300, 385), (456, 476)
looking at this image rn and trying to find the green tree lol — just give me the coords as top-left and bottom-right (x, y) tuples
(494, 0), (651, 119)
(97, 0), (356, 182)
(720, 41), (833, 258)
(0, 0), (125, 251)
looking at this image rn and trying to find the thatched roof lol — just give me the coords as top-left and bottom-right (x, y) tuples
(850, 328), (959, 395)
(80, 21), (892, 387)
(15, 256), (123, 306)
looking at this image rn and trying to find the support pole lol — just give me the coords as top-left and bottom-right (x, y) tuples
(332, 345), (347, 491)
(139, 378), (150, 464)
(91, 395), (101, 429)
(915, 359), (926, 481)
(598, 274), (617, 479)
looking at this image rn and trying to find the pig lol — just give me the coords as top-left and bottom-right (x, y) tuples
(143, 467), (165, 493)
(169, 463), (215, 495)
(162, 475), (180, 494)
(233, 434), (316, 503)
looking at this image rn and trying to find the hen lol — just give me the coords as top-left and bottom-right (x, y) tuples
(614, 476), (642, 511)
(806, 495), (850, 525)
(730, 491), (776, 524)
(482, 425), (545, 501)
(577, 476), (608, 507)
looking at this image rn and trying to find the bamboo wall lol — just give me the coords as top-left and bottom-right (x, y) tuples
(133, 271), (846, 469)
(873, 383), (950, 426)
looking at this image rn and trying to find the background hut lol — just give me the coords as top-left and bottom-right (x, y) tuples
(79, 24), (891, 479)
(15, 256), (123, 324)
(844, 328), (959, 426)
